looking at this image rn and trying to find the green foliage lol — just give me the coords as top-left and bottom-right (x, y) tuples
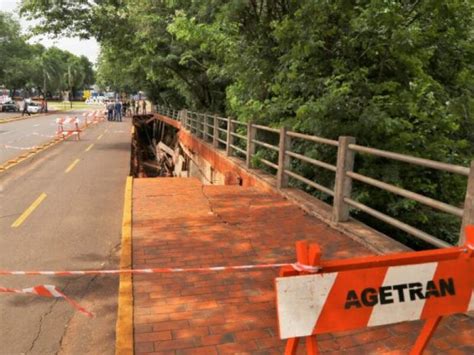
(21, 0), (474, 247)
(0, 12), (94, 97)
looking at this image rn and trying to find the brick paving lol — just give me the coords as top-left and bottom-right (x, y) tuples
(132, 178), (473, 354)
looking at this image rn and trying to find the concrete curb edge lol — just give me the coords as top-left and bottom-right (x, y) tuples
(115, 176), (134, 355)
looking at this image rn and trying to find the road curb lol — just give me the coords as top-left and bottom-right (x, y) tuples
(0, 137), (63, 173)
(115, 176), (134, 355)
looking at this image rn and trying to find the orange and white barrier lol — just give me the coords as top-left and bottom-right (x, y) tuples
(56, 116), (81, 140)
(1, 226), (472, 351)
(0, 284), (92, 317)
(81, 110), (105, 127)
(275, 226), (474, 354)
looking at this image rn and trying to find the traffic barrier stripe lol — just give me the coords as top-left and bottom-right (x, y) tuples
(276, 258), (473, 338)
(56, 116), (82, 140)
(0, 285), (92, 317)
(276, 226), (474, 355)
(83, 110), (106, 125)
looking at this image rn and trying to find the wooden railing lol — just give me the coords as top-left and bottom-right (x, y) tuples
(156, 105), (473, 248)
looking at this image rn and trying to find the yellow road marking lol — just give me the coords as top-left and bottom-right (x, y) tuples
(65, 158), (80, 173)
(11, 193), (47, 228)
(85, 143), (94, 152)
(115, 176), (134, 354)
(97, 134), (104, 140)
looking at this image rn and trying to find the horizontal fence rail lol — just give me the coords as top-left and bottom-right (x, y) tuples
(155, 105), (473, 248)
(348, 144), (470, 176)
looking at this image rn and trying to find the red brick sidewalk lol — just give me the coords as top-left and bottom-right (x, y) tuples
(132, 178), (473, 354)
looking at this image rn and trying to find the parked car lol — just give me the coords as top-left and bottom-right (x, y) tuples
(27, 102), (43, 113)
(1, 101), (20, 112)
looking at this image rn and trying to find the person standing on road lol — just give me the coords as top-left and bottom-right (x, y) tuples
(114, 100), (122, 122)
(107, 101), (114, 121)
(21, 98), (31, 116)
(40, 98), (46, 113)
(122, 100), (127, 117)
(131, 98), (135, 115)
(141, 100), (147, 114)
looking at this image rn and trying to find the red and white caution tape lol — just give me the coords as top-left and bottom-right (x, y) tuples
(2, 144), (40, 150)
(31, 132), (55, 138)
(290, 262), (321, 273)
(0, 285), (92, 317)
(0, 263), (320, 317)
(0, 262), (319, 277)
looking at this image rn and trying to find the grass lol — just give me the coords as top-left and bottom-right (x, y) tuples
(47, 101), (103, 111)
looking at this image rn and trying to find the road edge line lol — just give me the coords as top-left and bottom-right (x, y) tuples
(115, 176), (134, 355)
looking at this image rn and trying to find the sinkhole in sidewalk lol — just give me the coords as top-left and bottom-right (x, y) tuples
(131, 114), (183, 178)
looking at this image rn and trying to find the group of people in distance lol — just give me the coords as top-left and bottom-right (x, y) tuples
(106, 99), (147, 122)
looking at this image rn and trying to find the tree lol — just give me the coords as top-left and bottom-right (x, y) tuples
(0, 12), (35, 96)
(20, 0), (474, 246)
(1, 11), (96, 99)
(31, 46), (66, 98)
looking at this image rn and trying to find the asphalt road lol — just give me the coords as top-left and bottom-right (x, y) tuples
(0, 112), (131, 354)
(0, 110), (92, 164)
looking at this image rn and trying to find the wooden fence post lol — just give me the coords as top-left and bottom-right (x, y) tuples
(178, 109), (187, 128)
(333, 136), (356, 222)
(202, 115), (206, 140)
(226, 117), (234, 156)
(191, 112), (197, 135)
(277, 126), (291, 189)
(213, 116), (219, 148)
(204, 114), (209, 142)
(198, 114), (203, 139)
(203, 114), (208, 140)
(459, 161), (474, 245)
(246, 122), (256, 168)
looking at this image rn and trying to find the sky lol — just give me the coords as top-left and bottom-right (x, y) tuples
(0, 0), (100, 64)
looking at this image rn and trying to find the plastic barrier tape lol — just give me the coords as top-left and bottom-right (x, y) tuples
(0, 285), (92, 317)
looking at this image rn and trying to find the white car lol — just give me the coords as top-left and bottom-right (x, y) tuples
(85, 96), (106, 104)
(27, 102), (43, 113)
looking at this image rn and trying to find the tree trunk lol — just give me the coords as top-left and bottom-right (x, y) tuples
(43, 70), (47, 98)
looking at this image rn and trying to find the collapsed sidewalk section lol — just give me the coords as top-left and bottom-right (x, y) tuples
(130, 178), (473, 354)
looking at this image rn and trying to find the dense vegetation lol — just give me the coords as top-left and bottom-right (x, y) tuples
(21, 0), (474, 247)
(0, 12), (94, 98)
